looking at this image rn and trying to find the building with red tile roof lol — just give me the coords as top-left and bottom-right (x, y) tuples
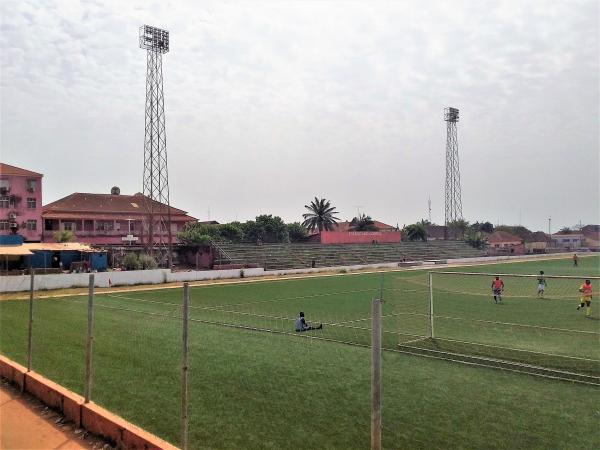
(486, 230), (525, 255)
(329, 220), (398, 232)
(308, 219), (401, 244)
(551, 230), (583, 251)
(581, 225), (600, 251)
(523, 231), (552, 254)
(42, 188), (197, 246)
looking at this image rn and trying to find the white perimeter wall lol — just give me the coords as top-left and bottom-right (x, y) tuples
(0, 253), (578, 293)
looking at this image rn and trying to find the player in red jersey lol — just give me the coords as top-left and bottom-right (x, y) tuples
(491, 276), (504, 304)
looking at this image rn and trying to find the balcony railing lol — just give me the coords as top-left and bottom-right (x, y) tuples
(43, 230), (172, 238)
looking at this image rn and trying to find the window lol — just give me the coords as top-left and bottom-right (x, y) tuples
(26, 220), (37, 231)
(96, 221), (113, 231)
(0, 179), (9, 191)
(63, 222), (74, 231)
(0, 196), (8, 208)
(26, 179), (36, 192)
(0, 220), (9, 230)
(27, 197), (36, 209)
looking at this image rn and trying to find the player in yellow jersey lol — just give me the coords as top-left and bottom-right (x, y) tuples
(577, 280), (592, 318)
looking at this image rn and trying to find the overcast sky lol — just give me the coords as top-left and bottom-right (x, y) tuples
(1, 0), (598, 231)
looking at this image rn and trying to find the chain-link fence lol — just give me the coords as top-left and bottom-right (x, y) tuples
(2, 270), (598, 449)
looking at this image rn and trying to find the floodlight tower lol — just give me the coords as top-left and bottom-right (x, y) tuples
(139, 25), (172, 267)
(444, 107), (463, 227)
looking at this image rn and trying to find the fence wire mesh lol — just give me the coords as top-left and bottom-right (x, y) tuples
(1, 267), (598, 449)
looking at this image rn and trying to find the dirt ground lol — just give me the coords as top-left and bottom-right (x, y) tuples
(0, 379), (110, 450)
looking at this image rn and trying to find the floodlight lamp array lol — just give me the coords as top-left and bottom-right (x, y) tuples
(139, 25), (169, 53)
(444, 107), (459, 122)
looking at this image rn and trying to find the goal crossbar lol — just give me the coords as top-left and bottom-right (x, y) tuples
(431, 271), (600, 280)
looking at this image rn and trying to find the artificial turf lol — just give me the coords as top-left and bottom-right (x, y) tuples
(1, 256), (599, 449)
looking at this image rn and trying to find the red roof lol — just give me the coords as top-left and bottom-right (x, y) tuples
(524, 231), (551, 243)
(43, 192), (196, 221)
(582, 229), (600, 241)
(0, 163), (43, 177)
(487, 230), (523, 243)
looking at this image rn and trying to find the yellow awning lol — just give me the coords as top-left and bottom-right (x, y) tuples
(22, 243), (95, 252)
(0, 246), (34, 256)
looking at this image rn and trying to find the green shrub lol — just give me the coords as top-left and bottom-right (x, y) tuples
(138, 254), (158, 270)
(122, 253), (141, 271)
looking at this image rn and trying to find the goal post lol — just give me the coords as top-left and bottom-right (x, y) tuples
(398, 271), (600, 384)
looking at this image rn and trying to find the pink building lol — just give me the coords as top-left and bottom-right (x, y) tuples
(0, 163), (44, 242)
(42, 188), (197, 246)
(308, 220), (401, 244)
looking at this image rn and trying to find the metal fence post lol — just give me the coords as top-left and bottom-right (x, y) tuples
(181, 282), (190, 450)
(371, 298), (382, 450)
(84, 274), (95, 403)
(429, 272), (434, 339)
(26, 269), (35, 374)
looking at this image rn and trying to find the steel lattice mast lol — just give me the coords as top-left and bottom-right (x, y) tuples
(444, 107), (463, 226)
(139, 25), (172, 267)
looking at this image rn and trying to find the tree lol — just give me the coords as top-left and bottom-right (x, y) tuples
(242, 215), (289, 243)
(256, 215), (289, 243)
(54, 230), (75, 243)
(495, 225), (532, 240)
(349, 214), (378, 231)
(471, 221), (494, 233)
(177, 223), (217, 246)
(465, 231), (488, 249)
(559, 227), (572, 234)
(403, 223), (427, 241)
(447, 219), (470, 239)
(302, 197), (340, 232)
(122, 253), (141, 270)
(287, 222), (308, 242)
(217, 223), (244, 242)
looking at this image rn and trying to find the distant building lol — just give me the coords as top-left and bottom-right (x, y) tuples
(524, 231), (551, 254)
(551, 231), (583, 251)
(426, 225), (447, 240)
(42, 188), (197, 246)
(487, 230), (524, 255)
(581, 225), (600, 251)
(310, 220), (401, 244)
(0, 163), (44, 242)
(330, 221), (398, 232)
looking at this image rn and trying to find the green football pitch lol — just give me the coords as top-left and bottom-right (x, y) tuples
(1, 255), (599, 449)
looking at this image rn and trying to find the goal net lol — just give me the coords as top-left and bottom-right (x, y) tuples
(396, 271), (600, 384)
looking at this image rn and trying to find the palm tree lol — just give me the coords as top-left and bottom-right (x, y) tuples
(54, 230), (75, 243)
(302, 197), (340, 232)
(349, 214), (378, 231)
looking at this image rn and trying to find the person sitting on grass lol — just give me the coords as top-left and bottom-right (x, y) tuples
(537, 271), (547, 299)
(491, 276), (504, 304)
(295, 312), (323, 332)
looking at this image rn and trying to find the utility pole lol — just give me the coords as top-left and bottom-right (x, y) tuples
(428, 197), (432, 223)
